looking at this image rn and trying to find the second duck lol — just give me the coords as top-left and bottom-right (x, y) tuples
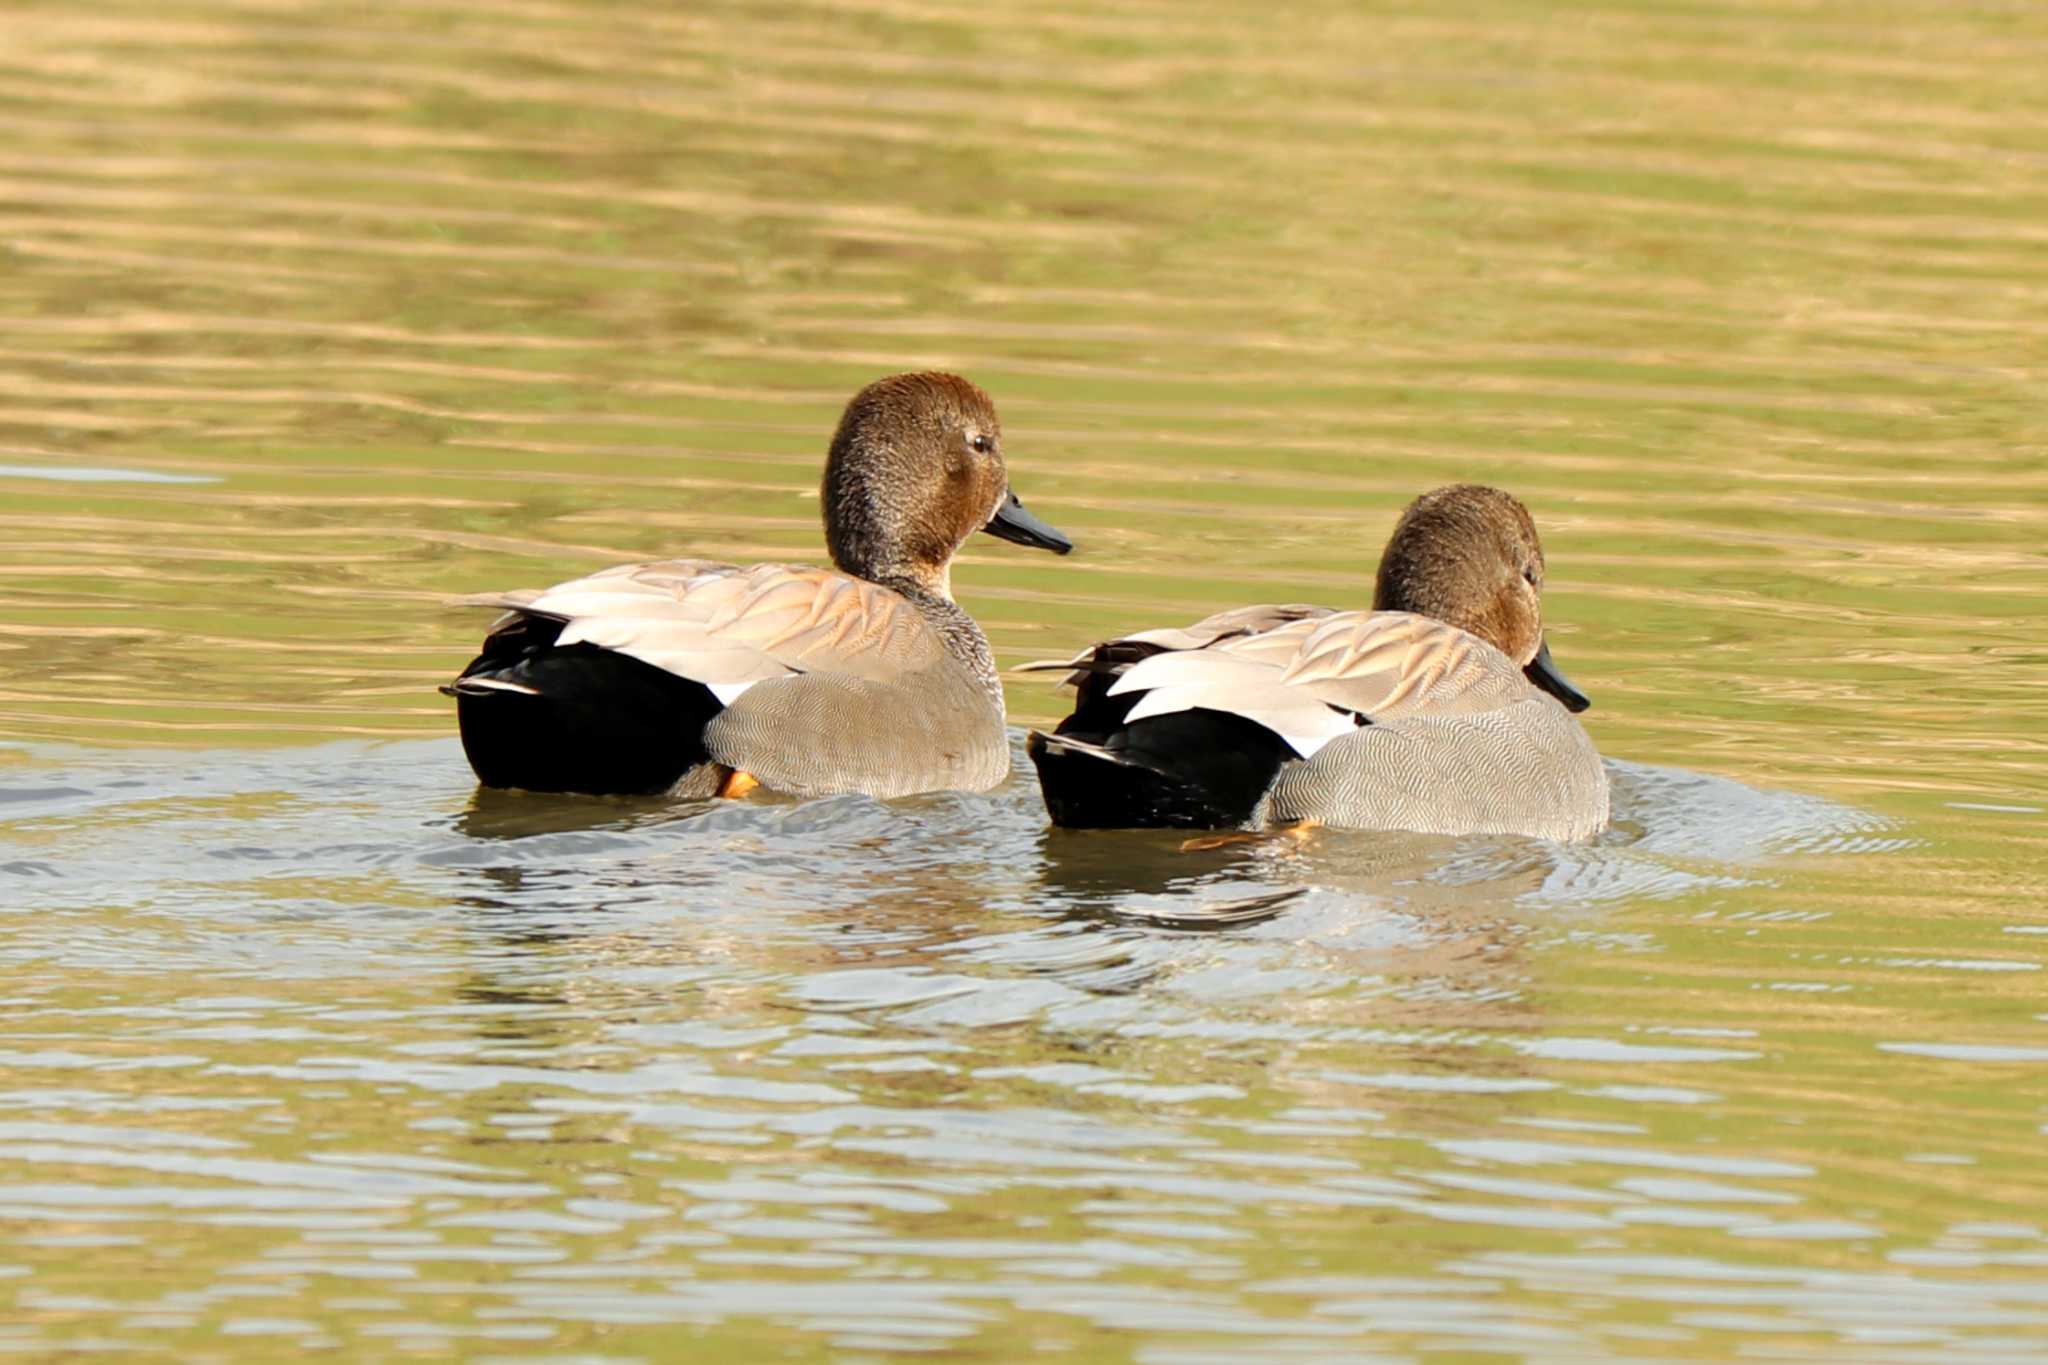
(1025, 485), (1607, 841)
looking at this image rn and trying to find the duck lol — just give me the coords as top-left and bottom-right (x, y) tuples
(443, 371), (1072, 799)
(1024, 484), (1607, 841)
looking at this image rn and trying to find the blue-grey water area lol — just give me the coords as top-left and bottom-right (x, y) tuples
(3, 0), (2047, 1360)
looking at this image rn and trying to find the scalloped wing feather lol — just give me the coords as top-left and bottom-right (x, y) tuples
(1120, 602), (1331, 652)
(1015, 603), (1334, 686)
(1108, 610), (1530, 756)
(457, 560), (946, 691)
(1264, 612), (1509, 720)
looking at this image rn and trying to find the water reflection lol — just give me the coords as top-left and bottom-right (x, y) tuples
(4, 0), (2045, 1353)
(3, 735), (2037, 1359)
(448, 785), (710, 843)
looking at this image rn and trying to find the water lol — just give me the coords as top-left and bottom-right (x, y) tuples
(3, 0), (2046, 1359)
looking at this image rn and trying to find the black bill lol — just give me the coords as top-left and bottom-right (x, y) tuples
(983, 489), (1073, 555)
(1524, 638), (1591, 713)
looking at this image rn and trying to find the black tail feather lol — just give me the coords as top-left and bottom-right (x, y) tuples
(1027, 706), (1295, 830)
(449, 615), (720, 795)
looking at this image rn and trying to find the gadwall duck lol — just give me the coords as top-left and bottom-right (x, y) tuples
(1024, 485), (1607, 841)
(444, 372), (1072, 799)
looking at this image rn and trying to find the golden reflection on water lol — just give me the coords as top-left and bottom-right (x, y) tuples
(2, 0), (2047, 1359)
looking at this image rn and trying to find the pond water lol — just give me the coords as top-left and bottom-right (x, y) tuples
(2, 1), (2046, 1360)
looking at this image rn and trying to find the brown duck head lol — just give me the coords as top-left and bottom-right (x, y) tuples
(821, 372), (1071, 599)
(1373, 483), (1590, 712)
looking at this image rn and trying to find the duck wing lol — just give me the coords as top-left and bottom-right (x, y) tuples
(1016, 602), (1332, 685)
(1112, 610), (1523, 758)
(452, 560), (946, 702)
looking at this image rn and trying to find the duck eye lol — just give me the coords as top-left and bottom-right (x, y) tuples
(967, 433), (994, 455)
(1522, 566), (1540, 587)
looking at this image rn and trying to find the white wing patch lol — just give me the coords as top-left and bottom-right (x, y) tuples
(1112, 645), (1357, 759)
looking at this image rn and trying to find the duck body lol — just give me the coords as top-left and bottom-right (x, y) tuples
(450, 560), (1012, 798)
(445, 373), (1071, 799)
(1027, 486), (1609, 842)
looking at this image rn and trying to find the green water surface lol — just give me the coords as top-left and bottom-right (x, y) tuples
(1, 1), (2045, 1359)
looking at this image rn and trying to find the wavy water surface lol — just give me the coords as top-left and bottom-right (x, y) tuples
(2, 0), (2046, 1360)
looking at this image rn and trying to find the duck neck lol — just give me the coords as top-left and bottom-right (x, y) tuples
(869, 565), (1002, 704)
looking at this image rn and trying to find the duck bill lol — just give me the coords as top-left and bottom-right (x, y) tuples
(1524, 639), (1591, 713)
(983, 489), (1072, 555)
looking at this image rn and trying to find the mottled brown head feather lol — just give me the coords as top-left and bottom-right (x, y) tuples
(1372, 484), (1549, 666)
(820, 372), (1010, 595)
